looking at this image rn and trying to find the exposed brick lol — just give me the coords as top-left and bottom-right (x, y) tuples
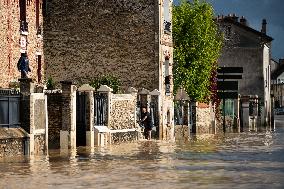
(0, 0), (44, 88)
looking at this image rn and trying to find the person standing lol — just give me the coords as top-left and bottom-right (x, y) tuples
(140, 107), (153, 140)
(17, 53), (31, 78)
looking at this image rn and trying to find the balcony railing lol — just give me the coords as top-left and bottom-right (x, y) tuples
(20, 21), (29, 35)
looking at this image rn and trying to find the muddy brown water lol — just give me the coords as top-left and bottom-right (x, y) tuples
(1, 116), (284, 189)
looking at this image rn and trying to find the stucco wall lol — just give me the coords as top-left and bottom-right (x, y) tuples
(219, 47), (264, 99)
(43, 0), (159, 91)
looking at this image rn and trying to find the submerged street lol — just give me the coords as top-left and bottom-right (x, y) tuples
(1, 116), (284, 189)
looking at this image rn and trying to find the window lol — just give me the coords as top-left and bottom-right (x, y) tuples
(36, 0), (40, 29)
(37, 55), (42, 83)
(19, 0), (26, 22)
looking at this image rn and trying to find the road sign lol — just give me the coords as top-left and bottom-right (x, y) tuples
(218, 67), (243, 73)
(217, 92), (239, 99)
(217, 75), (242, 79)
(217, 81), (238, 91)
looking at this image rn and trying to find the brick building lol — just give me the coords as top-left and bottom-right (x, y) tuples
(0, 0), (44, 88)
(43, 0), (174, 139)
(217, 15), (273, 126)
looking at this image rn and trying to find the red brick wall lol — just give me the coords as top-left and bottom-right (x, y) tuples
(0, 0), (44, 88)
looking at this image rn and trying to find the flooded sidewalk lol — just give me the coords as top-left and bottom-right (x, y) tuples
(1, 117), (284, 189)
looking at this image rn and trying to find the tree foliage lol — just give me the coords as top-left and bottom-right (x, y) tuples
(173, 0), (223, 102)
(90, 75), (121, 94)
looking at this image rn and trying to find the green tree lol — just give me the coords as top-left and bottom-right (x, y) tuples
(90, 75), (121, 94)
(173, 0), (223, 102)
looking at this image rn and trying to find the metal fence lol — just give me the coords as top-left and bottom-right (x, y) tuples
(94, 93), (108, 126)
(0, 89), (21, 128)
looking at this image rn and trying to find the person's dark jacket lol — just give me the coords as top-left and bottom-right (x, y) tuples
(17, 56), (31, 72)
(141, 112), (153, 129)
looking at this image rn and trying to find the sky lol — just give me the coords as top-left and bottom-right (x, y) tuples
(173, 0), (284, 60)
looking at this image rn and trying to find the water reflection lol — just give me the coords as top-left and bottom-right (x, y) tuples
(1, 125), (284, 189)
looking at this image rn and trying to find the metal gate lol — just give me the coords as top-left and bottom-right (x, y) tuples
(150, 97), (159, 138)
(76, 92), (86, 146)
(0, 89), (21, 128)
(94, 93), (108, 126)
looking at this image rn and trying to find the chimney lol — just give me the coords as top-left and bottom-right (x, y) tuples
(261, 19), (267, 34)
(240, 16), (247, 26)
(232, 13), (239, 22)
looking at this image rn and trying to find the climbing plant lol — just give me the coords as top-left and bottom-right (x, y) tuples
(46, 76), (55, 90)
(173, 0), (223, 102)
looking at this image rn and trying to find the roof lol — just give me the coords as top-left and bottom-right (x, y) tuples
(271, 63), (284, 79)
(217, 17), (274, 42)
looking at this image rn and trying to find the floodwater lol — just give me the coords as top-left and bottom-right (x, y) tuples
(1, 117), (284, 189)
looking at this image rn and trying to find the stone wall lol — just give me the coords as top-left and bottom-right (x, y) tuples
(47, 92), (62, 149)
(43, 0), (159, 92)
(111, 131), (139, 144)
(0, 138), (25, 157)
(219, 48), (264, 99)
(0, 0), (44, 88)
(195, 103), (214, 134)
(0, 128), (29, 157)
(174, 125), (190, 141)
(109, 94), (137, 130)
(34, 134), (46, 155)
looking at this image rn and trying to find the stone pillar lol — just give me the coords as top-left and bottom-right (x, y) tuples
(60, 81), (77, 150)
(19, 78), (34, 155)
(78, 84), (95, 147)
(19, 78), (48, 156)
(139, 88), (150, 112)
(235, 95), (241, 133)
(19, 78), (35, 96)
(241, 96), (250, 131)
(271, 95), (275, 131)
(19, 78), (34, 134)
(127, 87), (138, 128)
(150, 89), (160, 139)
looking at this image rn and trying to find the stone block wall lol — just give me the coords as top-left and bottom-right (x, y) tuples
(43, 0), (159, 92)
(47, 92), (62, 149)
(0, 0), (44, 88)
(109, 94), (137, 130)
(0, 128), (29, 157)
(174, 125), (190, 141)
(0, 138), (25, 157)
(195, 103), (214, 134)
(34, 134), (46, 155)
(111, 131), (139, 144)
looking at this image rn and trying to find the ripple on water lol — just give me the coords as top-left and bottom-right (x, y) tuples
(1, 126), (284, 189)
